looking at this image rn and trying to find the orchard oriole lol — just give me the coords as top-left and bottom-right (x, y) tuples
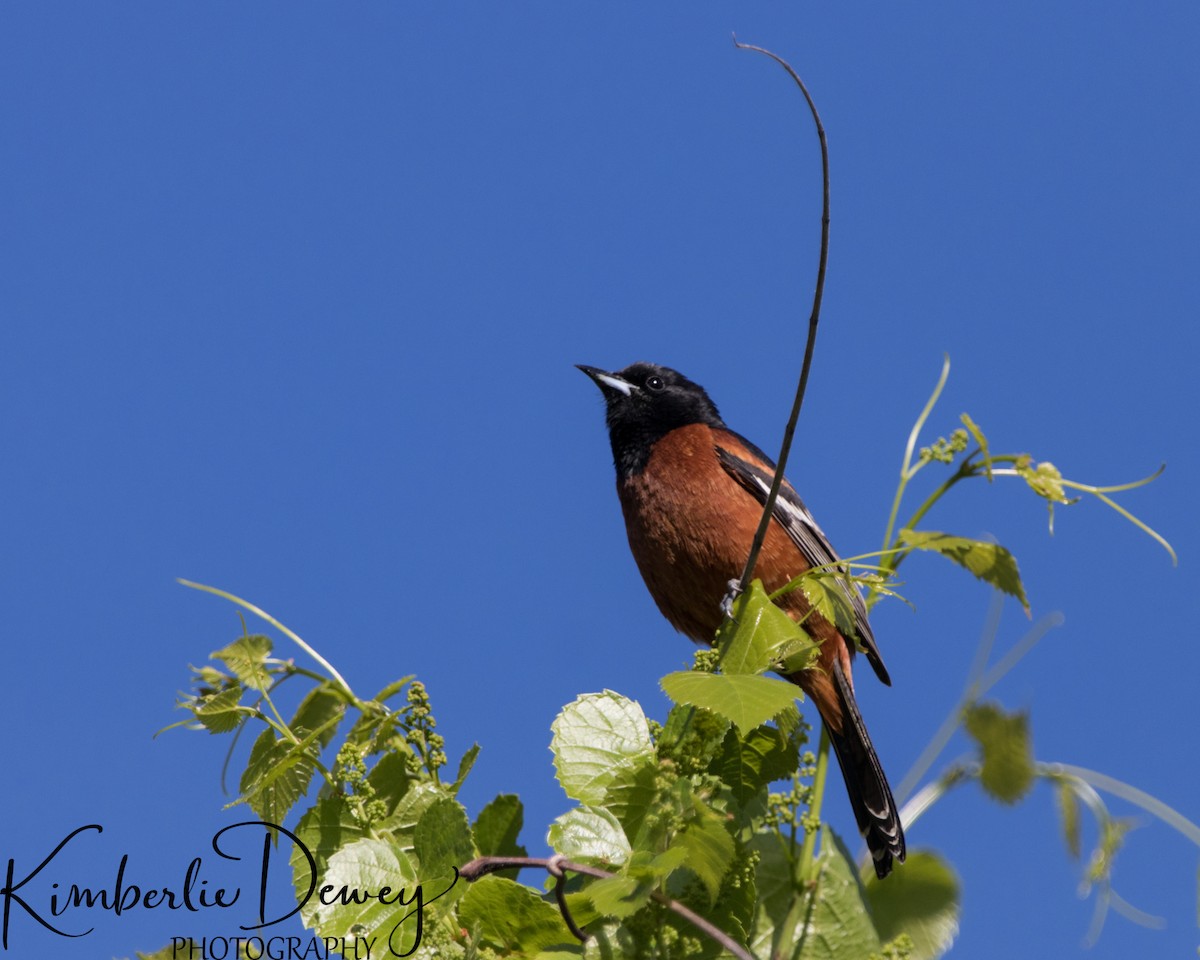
(579, 361), (905, 878)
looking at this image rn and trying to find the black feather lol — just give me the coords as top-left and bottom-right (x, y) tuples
(828, 660), (906, 878)
(714, 441), (891, 686)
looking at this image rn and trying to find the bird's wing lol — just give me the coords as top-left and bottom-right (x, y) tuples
(714, 436), (891, 686)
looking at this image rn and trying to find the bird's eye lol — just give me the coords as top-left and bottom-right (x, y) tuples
(645, 375), (665, 392)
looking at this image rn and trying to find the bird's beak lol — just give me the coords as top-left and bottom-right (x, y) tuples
(576, 364), (634, 397)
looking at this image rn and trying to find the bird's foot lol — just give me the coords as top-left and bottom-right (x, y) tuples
(720, 579), (744, 621)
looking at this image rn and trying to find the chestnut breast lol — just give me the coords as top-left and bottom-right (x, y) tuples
(617, 424), (843, 653)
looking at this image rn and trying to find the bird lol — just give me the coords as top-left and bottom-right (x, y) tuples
(578, 360), (905, 878)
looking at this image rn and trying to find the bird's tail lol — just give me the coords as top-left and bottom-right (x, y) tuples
(825, 660), (906, 878)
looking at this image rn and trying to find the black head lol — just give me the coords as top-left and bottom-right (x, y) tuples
(577, 362), (725, 477)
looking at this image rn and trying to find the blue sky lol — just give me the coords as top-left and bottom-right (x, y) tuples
(2, 3), (1198, 958)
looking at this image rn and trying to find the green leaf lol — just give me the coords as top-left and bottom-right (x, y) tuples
(191, 684), (245, 734)
(774, 703), (803, 743)
(718, 580), (815, 675)
(797, 572), (857, 641)
(212, 634), (273, 691)
(963, 701), (1035, 804)
(236, 727), (317, 824)
(192, 664), (231, 688)
(1056, 781), (1082, 859)
(661, 672), (800, 733)
(802, 829), (882, 959)
(289, 686), (345, 749)
(749, 827), (883, 960)
(670, 802), (735, 901)
(960, 413), (991, 480)
(548, 806), (631, 867)
(750, 830), (797, 928)
(451, 742), (481, 794)
(414, 795), (476, 878)
(898, 530), (1029, 613)
(382, 781), (444, 848)
(304, 837), (430, 954)
(713, 725), (800, 808)
(473, 793), (527, 859)
(585, 875), (652, 919)
(459, 874), (575, 954)
(705, 853), (757, 953)
(290, 795), (367, 917)
(803, 829), (882, 959)
(367, 750), (418, 817)
(600, 759), (660, 843)
(371, 675), (416, 703)
(551, 692), (654, 805)
(864, 850), (960, 960)
(798, 828), (882, 960)
(636, 845), (690, 880)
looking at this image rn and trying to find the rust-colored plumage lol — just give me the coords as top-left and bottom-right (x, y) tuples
(580, 361), (905, 878)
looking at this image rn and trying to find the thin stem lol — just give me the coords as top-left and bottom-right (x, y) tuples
(179, 579), (357, 702)
(894, 597), (1003, 803)
(730, 41), (830, 598)
(1046, 763), (1200, 848)
(1058, 463), (1166, 495)
(878, 355), (951, 590)
(1060, 771), (1111, 827)
(799, 726), (830, 881)
(257, 686), (294, 742)
(878, 457), (976, 585)
(1084, 886), (1112, 947)
(883, 453), (1034, 582)
(895, 702), (967, 808)
(895, 605), (1061, 804)
(1108, 890), (1166, 930)
(896, 761), (974, 832)
(988, 466), (1177, 565)
(548, 859), (588, 942)
(894, 459), (975, 544)
(900, 759), (1200, 890)
(1089, 491), (1177, 565)
(976, 611), (1064, 692)
(266, 660), (350, 691)
(897, 592), (998, 801)
(902, 355), (952, 481)
(964, 591), (1006, 695)
(218, 709), (252, 795)
(883, 355), (945, 544)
